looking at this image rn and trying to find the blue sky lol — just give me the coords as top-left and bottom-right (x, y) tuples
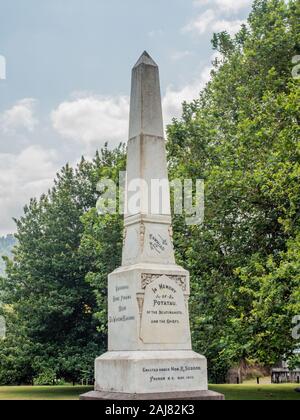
(0, 0), (253, 235)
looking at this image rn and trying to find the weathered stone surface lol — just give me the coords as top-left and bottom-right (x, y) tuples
(129, 51), (164, 140)
(140, 275), (190, 345)
(108, 264), (191, 352)
(122, 216), (175, 266)
(124, 51), (172, 264)
(94, 351), (208, 394)
(80, 390), (225, 401)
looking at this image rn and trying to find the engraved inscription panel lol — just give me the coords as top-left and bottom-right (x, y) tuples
(140, 275), (189, 344)
(108, 275), (137, 350)
(145, 225), (173, 260)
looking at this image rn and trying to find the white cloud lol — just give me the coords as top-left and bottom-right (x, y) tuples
(215, 0), (252, 13)
(183, 9), (216, 35)
(0, 146), (58, 235)
(184, 0), (249, 36)
(184, 9), (246, 36)
(51, 95), (129, 150)
(163, 64), (212, 124)
(193, 0), (252, 13)
(212, 18), (246, 35)
(0, 99), (38, 134)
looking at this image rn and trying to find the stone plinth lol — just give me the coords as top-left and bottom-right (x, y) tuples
(108, 264), (191, 352)
(94, 351), (207, 394)
(80, 390), (224, 401)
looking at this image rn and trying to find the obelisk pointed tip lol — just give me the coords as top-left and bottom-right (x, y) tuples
(129, 50), (164, 139)
(133, 51), (158, 68)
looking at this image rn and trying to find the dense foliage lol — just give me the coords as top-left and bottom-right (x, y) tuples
(167, 0), (300, 380)
(0, 146), (125, 385)
(0, 0), (299, 384)
(0, 235), (16, 276)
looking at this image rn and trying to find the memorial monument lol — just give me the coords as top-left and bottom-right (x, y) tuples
(81, 52), (224, 400)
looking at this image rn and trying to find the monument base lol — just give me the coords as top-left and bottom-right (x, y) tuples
(93, 351), (208, 394)
(80, 390), (225, 400)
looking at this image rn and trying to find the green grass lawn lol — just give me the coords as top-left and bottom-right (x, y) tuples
(0, 385), (93, 400)
(0, 384), (299, 400)
(210, 384), (300, 400)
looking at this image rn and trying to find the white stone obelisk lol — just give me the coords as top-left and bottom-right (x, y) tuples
(81, 52), (224, 400)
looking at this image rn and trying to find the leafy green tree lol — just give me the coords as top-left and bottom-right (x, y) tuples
(168, 0), (300, 381)
(0, 146), (125, 384)
(80, 146), (126, 337)
(0, 235), (16, 276)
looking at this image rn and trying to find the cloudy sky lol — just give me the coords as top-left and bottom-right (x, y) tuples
(0, 0), (253, 235)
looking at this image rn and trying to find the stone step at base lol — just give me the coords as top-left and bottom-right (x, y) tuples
(80, 390), (225, 400)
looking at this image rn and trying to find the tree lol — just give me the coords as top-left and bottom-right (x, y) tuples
(167, 0), (300, 381)
(80, 146), (126, 337)
(0, 145), (125, 384)
(0, 235), (16, 276)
